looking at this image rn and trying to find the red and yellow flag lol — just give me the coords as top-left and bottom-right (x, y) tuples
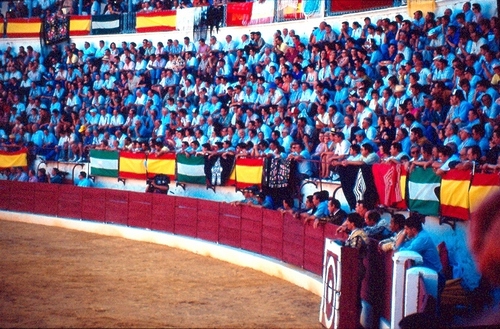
(440, 169), (471, 220)
(6, 18), (41, 38)
(0, 148), (27, 169)
(136, 11), (176, 33)
(147, 153), (176, 181)
(119, 151), (147, 180)
(70, 15), (91, 36)
(227, 157), (264, 189)
(469, 173), (500, 215)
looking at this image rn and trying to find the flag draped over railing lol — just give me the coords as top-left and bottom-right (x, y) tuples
(440, 170), (471, 221)
(90, 149), (119, 178)
(146, 153), (176, 181)
(230, 157), (265, 190)
(0, 148), (27, 169)
(226, 2), (253, 26)
(135, 10), (176, 33)
(91, 14), (121, 35)
(469, 173), (500, 217)
(372, 163), (406, 208)
(407, 167), (441, 216)
(119, 151), (147, 180)
(176, 154), (206, 185)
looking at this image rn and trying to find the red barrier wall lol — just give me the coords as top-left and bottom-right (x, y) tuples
(0, 180), (393, 326)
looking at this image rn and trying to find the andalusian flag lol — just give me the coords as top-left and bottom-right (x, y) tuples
(469, 173), (500, 215)
(119, 151), (147, 180)
(146, 153), (176, 181)
(0, 148), (27, 169)
(408, 167), (441, 216)
(91, 14), (121, 35)
(232, 157), (265, 189)
(176, 154), (205, 185)
(89, 149), (118, 177)
(440, 169), (471, 220)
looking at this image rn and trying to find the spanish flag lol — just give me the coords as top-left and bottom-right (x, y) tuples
(70, 15), (91, 36)
(6, 18), (41, 38)
(147, 153), (176, 181)
(0, 148), (27, 169)
(119, 151), (147, 180)
(229, 157), (264, 189)
(136, 11), (176, 33)
(469, 173), (500, 215)
(440, 169), (471, 220)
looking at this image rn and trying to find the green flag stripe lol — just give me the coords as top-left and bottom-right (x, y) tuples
(90, 150), (119, 160)
(90, 167), (119, 177)
(408, 181), (440, 202)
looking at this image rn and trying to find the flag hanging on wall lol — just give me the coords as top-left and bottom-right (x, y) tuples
(469, 172), (500, 216)
(440, 169), (471, 220)
(119, 151), (147, 180)
(233, 157), (264, 189)
(146, 153), (176, 181)
(408, 167), (441, 216)
(89, 149), (119, 177)
(226, 2), (253, 26)
(91, 14), (121, 35)
(177, 154), (206, 185)
(42, 15), (70, 44)
(136, 10), (176, 33)
(0, 148), (27, 169)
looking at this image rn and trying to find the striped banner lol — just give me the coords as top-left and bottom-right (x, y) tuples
(233, 157), (264, 189)
(408, 167), (441, 216)
(146, 153), (176, 181)
(89, 149), (119, 177)
(0, 148), (27, 169)
(136, 10), (176, 33)
(91, 14), (121, 35)
(6, 18), (41, 38)
(70, 15), (91, 36)
(119, 151), (147, 180)
(176, 154), (206, 185)
(440, 169), (471, 220)
(469, 173), (500, 215)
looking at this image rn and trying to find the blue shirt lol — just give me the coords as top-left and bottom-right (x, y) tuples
(399, 229), (443, 273)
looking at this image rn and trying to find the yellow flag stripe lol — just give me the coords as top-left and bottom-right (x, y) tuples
(441, 179), (469, 208)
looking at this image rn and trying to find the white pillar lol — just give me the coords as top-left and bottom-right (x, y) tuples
(390, 251), (423, 329)
(404, 267), (438, 316)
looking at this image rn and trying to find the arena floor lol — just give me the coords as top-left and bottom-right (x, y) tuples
(0, 220), (322, 328)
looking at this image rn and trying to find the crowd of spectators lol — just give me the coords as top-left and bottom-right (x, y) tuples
(0, 2), (499, 187)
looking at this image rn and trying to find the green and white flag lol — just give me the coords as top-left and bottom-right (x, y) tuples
(91, 14), (121, 35)
(408, 166), (441, 216)
(90, 149), (119, 177)
(176, 154), (206, 185)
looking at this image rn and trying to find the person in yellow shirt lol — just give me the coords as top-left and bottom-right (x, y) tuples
(491, 64), (500, 87)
